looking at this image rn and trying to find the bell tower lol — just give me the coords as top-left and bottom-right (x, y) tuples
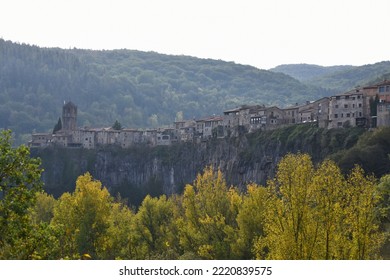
(62, 101), (77, 131)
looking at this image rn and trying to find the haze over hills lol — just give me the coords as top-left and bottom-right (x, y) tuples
(1, 39), (390, 144)
(270, 62), (390, 92)
(269, 64), (355, 82)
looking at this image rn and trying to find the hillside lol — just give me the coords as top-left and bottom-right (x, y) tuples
(271, 62), (390, 93)
(270, 64), (354, 82)
(306, 61), (390, 92)
(0, 39), (327, 144)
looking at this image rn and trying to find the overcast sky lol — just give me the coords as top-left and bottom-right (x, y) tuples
(1, 0), (389, 69)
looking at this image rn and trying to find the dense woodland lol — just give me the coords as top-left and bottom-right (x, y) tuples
(0, 130), (389, 260)
(271, 62), (390, 92)
(2, 39), (390, 145)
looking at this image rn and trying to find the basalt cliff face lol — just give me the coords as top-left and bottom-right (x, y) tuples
(30, 124), (364, 206)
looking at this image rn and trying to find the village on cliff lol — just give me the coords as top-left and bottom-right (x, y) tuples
(29, 80), (390, 149)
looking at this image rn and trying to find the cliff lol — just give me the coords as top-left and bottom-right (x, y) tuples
(31, 124), (366, 206)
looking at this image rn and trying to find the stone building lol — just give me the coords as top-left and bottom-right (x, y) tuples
(248, 106), (285, 131)
(377, 102), (390, 127)
(371, 80), (390, 127)
(62, 101), (77, 131)
(328, 89), (365, 129)
(297, 98), (330, 128)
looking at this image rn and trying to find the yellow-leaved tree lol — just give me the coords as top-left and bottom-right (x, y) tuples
(235, 183), (267, 259)
(51, 172), (112, 259)
(178, 166), (242, 259)
(254, 153), (385, 260)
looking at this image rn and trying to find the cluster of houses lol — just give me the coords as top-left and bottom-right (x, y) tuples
(29, 80), (390, 149)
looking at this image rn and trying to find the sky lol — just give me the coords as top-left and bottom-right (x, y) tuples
(1, 0), (389, 69)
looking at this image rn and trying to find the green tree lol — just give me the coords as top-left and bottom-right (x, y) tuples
(112, 120), (122, 130)
(377, 174), (390, 224)
(0, 130), (43, 259)
(52, 117), (62, 134)
(133, 195), (179, 259)
(29, 192), (56, 224)
(96, 202), (136, 260)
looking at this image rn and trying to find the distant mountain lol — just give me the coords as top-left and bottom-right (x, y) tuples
(271, 62), (390, 93)
(305, 61), (390, 92)
(0, 39), (327, 143)
(270, 64), (354, 82)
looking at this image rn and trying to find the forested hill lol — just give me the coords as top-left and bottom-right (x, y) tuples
(270, 62), (390, 92)
(270, 64), (354, 82)
(0, 39), (328, 143)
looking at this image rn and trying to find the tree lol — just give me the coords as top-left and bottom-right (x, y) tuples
(52, 117), (62, 134)
(254, 153), (385, 260)
(51, 172), (112, 259)
(235, 183), (267, 259)
(0, 130), (43, 259)
(29, 192), (56, 224)
(309, 159), (345, 259)
(175, 111), (184, 122)
(377, 174), (390, 224)
(96, 201), (136, 260)
(342, 166), (384, 259)
(112, 120), (122, 130)
(133, 195), (179, 259)
(179, 166), (241, 259)
(256, 153), (316, 260)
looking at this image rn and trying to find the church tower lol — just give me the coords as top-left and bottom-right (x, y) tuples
(62, 101), (77, 131)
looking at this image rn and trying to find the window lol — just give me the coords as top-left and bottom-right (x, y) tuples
(346, 113), (350, 117)
(345, 95), (350, 99)
(335, 104), (339, 108)
(379, 86), (385, 93)
(336, 96), (341, 100)
(353, 104), (355, 108)
(344, 104), (348, 108)
(334, 114), (338, 118)
(251, 117), (262, 124)
(358, 103), (362, 108)
(341, 113), (344, 118)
